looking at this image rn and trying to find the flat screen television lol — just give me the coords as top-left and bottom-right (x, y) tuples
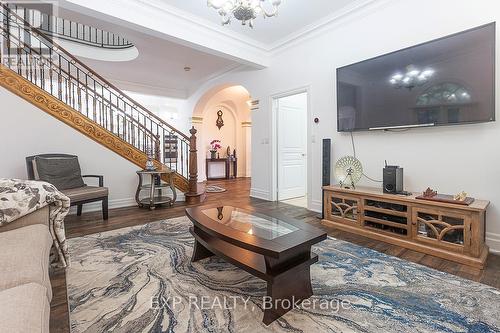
(337, 23), (496, 132)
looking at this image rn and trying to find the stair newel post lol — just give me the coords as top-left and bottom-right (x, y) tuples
(188, 126), (198, 195)
(185, 126), (205, 203)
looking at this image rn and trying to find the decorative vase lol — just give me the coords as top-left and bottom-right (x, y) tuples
(210, 151), (217, 159)
(145, 148), (157, 171)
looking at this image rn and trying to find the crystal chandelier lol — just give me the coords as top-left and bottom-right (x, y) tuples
(207, 0), (282, 28)
(389, 65), (434, 90)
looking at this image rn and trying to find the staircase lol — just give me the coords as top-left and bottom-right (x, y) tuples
(10, 4), (134, 49)
(0, 2), (205, 203)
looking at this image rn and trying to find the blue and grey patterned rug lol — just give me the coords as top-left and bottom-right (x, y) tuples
(67, 216), (500, 333)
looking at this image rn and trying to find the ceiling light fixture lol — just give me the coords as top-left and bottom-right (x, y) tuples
(207, 0), (282, 28)
(389, 65), (434, 90)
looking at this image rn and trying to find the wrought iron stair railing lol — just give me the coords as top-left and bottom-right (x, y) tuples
(0, 3), (200, 196)
(10, 4), (133, 49)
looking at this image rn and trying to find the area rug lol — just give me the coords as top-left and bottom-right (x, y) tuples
(205, 185), (227, 193)
(67, 217), (500, 333)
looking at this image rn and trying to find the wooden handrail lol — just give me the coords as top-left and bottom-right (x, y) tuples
(0, 28), (160, 145)
(0, 2), (190, 141)
(0, 63), (189, 192)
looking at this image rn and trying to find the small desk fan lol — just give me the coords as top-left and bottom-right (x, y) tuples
(334, 156), (363, 189)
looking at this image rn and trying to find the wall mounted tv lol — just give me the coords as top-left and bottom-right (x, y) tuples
(337, 23), (495, 132)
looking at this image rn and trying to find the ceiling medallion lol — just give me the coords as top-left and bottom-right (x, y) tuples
(207, 0), (282, 28)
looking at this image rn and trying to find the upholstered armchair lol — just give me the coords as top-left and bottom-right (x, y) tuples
(26, 154), (109, 220)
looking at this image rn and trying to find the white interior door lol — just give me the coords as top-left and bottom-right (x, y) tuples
(277, 92), (307, 201)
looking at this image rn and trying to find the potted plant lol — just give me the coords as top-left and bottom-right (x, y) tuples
(209, 140), (221, 159)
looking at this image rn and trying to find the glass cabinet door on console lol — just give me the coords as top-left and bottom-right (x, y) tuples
(324, 193), (361, 226)
(411, 207), (471, 254)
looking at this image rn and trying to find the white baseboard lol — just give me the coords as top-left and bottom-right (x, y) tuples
(69, 193), (186, 215)
(250, 188), (271, 201)
(486, 232), (500, 254)
(309, 199), (322, 213)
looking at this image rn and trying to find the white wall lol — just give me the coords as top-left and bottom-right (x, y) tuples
(188, 0), (500, 252)
(193, 85), (252, 181)
(125, 91), (191, 133)
(203, 106), (237, 159)
(0, 87), (151, 212)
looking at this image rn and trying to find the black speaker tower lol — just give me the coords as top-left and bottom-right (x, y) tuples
(321, 139), (331, 218)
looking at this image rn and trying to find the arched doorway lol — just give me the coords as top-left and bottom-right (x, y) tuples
(192, 85), (252, 182)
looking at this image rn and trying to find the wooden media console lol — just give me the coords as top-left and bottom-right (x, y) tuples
(322, 185), (489, 268)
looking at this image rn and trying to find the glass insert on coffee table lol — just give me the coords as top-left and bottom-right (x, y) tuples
(201, 206), (299, 240)
(186, 205), (327, 325)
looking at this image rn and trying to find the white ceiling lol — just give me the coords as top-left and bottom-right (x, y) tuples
(56, 6), (240, 98)
(158, 0), (359, 44)
(54, 0), (373, 98)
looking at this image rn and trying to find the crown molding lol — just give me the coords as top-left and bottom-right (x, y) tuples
(63, 0), (270, 68)
(135, 0), (269, 52)
(133, 0), (390, 55)
(268, 0), (391, 53)
(62, 0), (393, 90)
(63, 0), (390, 63)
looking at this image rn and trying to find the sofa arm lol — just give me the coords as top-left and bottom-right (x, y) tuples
(82, 175), (104, 187)
(0, 206), (50, 234)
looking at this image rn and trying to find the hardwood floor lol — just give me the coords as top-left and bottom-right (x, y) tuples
(49, 177), (500, 332)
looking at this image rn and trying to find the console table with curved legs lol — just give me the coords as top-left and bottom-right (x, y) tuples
(135, 169), (177, 210)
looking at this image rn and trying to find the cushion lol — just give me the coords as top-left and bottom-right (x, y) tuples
(0, 283), (50, 333)
(62, 186), (108, 203)
(0, 206), (49, 233)
(34, 156), (85, 190)
(0, 224), (53, 300)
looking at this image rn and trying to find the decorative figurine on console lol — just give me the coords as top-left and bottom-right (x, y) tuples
(422, 187), (437, 198)
(454, 191), (468, 202)
(416, 187), (474, 206)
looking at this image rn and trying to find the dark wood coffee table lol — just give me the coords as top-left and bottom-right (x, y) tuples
(185, 205), (327, 325)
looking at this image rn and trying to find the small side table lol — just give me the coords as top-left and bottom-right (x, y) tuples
(135, 169), (177, 210)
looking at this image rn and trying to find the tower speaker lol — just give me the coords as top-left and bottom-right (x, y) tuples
(383, 165), (403, 194)
(322, 139), (331, 186)
(321, 139), (331, 218)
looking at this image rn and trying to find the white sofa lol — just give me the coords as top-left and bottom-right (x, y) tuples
(0, 206), (52, 333)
